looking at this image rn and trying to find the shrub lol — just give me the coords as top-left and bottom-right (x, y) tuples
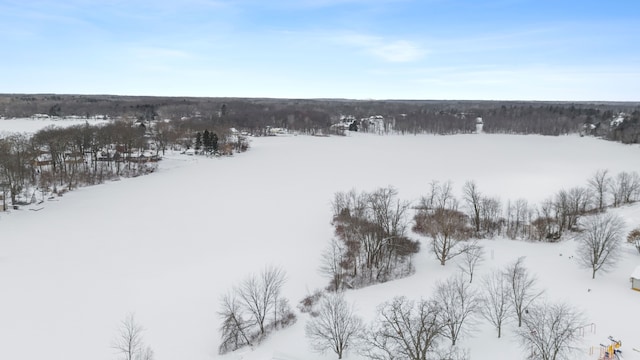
(628, 227), (640, 254)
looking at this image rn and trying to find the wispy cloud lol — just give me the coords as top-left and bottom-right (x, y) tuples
(339, 33), (425, 62)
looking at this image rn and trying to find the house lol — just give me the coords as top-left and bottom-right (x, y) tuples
(631, 266), (640, 291)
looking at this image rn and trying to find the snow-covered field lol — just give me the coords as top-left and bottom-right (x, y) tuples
(0, 117), (110, 135)
(1, 132), (639, 360)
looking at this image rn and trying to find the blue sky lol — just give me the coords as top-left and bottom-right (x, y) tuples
(1, 0), (639, 101)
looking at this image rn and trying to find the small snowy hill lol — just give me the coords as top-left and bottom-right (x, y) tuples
(1, 133), (639, 360)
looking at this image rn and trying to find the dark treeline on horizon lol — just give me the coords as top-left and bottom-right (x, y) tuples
(1, 94), (639, 143)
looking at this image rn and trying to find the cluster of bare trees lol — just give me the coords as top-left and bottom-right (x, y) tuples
(0, 118), (245, 208)
(479, 258), (544, 338)
(412, 171), (639, 247)
(475, 258), (585, 360)
(306, 257), (585, 360)
(413, 181), (473, 266)
(322, 187), (420, 290)
(217, 266), (296, 354)
(0, 122), (152, 204)
(305, 286), (473, 360)
(112, 314), (154, 360)
(510, 169), (639, 241)
(319, 173), (636, 291)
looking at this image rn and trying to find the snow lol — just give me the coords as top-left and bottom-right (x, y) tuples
(0, 117), (110, 135)
(632, 266), (640, 279)
(1, 132), (640, 360)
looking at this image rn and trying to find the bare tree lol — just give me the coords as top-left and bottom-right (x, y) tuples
(414, 206), (470, 266)
(139, 348), (154, 360)
(504, 257), (544, 327)
(609, 171), (640, 207)
(506, 198), (530, 239)
(516, 302), (586, 360)
(462, 180), (482, 235)
(237, 265), (286, 334)
(421, 180), (456, 211)
(369, 186), (411, 239)
(415, 182), (470, 266)
(152, 120), (174, 156)
(567, 186), (592, 224)
(112, 313), (154, 360)
(587, 169), (611, 211)
(457, 240), (484, 283)
(531, 198), (560, 241)
(577, 213), (625, 279)
(0, 134), (33, 204)
(479, 270), (512, 338)
(305, 293), (364, 359)
(218, 292), (253, 354)
(434, 273), (480, 346)
(363, 296), (444, 360)
(480, 196), (503, 237)
(320, 237), (346, 291)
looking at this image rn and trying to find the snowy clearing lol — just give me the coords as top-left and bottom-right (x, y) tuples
(1, 133), (640, 360)
(0, 117), (110, 135)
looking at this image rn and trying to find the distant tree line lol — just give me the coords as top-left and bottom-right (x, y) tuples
(2, 95), (639, 143)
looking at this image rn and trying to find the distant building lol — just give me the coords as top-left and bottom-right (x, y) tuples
(631, 266), (640, 291)
(475, 117), (484, 134)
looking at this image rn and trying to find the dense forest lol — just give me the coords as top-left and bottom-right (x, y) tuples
(1, 94), (639, 142)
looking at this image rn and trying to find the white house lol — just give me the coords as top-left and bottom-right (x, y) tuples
(631, 266), (640, 291)
(475, 117), (484, 134)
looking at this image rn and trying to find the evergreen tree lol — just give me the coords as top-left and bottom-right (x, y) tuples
(195, 132), (202, 151)
(203, 130), (211, 153)
(212, 133), (219, 151)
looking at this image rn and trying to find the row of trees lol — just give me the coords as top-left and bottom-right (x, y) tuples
(306, 258), (585, 360)
(415, 180), (632, 279)
(0, 120), (242, 208)
(0, 122), (154, 204)
(417, 170), (639, 246)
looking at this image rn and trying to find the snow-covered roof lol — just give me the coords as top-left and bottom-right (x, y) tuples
(631, 266), (640, 279)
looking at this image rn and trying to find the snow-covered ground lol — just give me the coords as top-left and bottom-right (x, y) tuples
(1, 133), (639, 360)
(0, 116), (110, 135)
